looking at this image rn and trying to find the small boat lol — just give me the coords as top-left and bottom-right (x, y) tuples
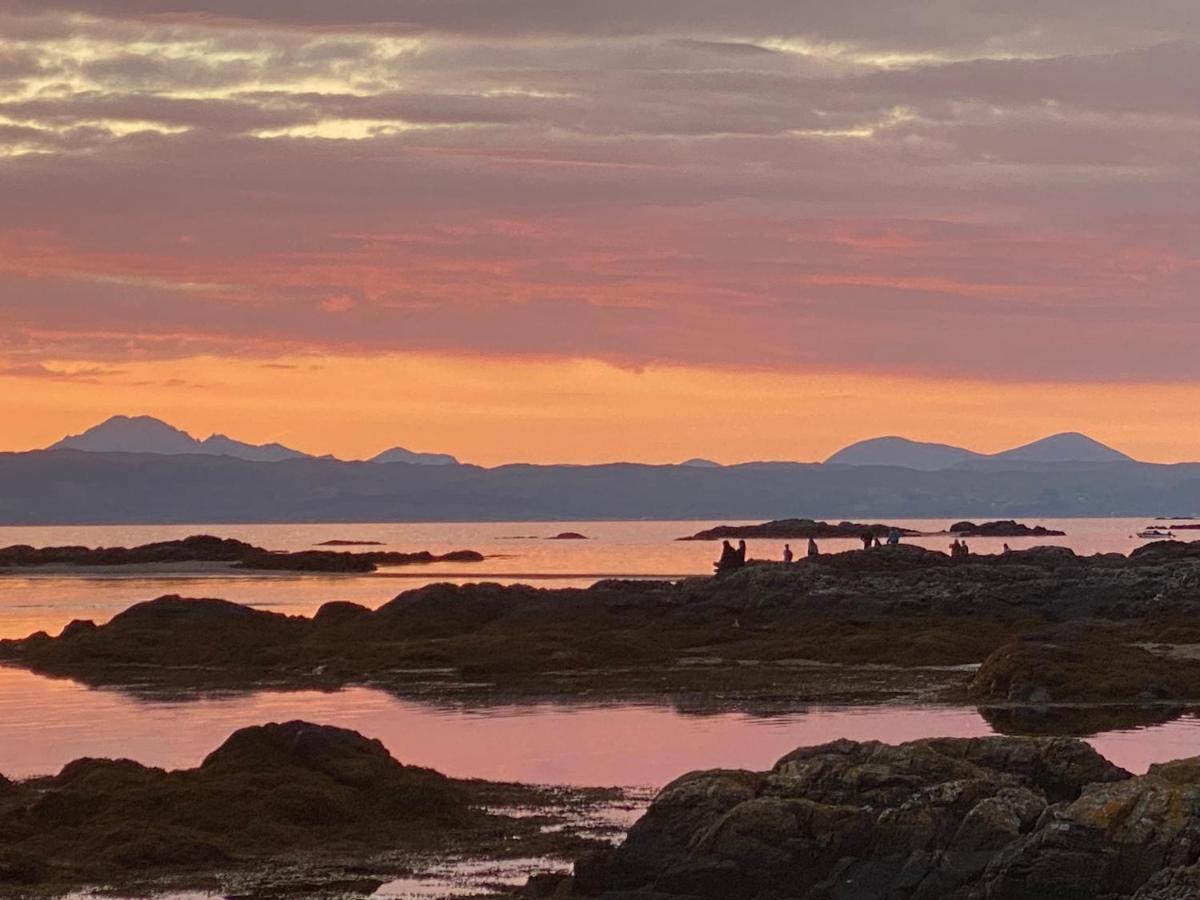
(1136, 527), (1176, 539)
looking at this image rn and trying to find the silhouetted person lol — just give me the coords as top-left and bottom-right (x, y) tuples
(1003, 543), (1012, 554)
(807, 537), (820, 558)
(873, 535), (883, 548)
(737, 540), (747, 565)
(950, 539), (963, 558)
(887, 527), (901, 546)
(961, 541), (970, 556)
(861, 532), (873, 551)
(715, 540), (739, 575)
(783, 544), (794, 564)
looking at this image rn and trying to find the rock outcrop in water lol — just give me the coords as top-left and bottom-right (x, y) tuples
(948, 520), (1066, 538)
(561, 735), (1200, 900)
(680, 519), (922, 540)
(0, 535), (483, 573)
(0, 721), (613, 894)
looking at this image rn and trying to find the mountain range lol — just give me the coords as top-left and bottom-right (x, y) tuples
(824, 433), (1134, 470)
(49, 415), (460, 466)
(45, 416), (1136, 471)
(0, 415), (1186, 524)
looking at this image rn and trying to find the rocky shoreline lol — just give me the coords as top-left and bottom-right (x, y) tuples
(0, 542), (1195, 739)
(3, 541), (1200, 722)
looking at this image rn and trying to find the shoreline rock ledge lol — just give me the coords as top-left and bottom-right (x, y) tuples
(556, 735), (1200, 900)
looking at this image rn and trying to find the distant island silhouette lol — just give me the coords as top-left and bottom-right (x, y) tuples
(1, 416), (1183, 525)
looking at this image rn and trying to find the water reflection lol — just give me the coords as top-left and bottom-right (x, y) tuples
(3, 666), (1200, 784)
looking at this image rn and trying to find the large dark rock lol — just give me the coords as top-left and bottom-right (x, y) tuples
(583, 737), (1133, 900)
(0, 722), (476, 887)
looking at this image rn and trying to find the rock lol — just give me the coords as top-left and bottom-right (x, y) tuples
(549, 532), (589, 540)
(58, 618), (97, 639)
(1134, 864), (1200, 899)
(312, 600), (372, 625)
(0, 535), (484, 573)
(0, 722), (481, 887)
(680, 520), (921, 541)
(969, 634), (1200, 704)
(949, 521), (1066, 538)
(583, 737), (1133, 899)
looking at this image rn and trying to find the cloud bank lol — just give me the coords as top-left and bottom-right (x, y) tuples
(0, 1), (1197, 380)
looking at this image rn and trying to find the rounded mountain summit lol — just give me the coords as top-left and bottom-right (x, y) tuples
(825, 432), (1133, 471)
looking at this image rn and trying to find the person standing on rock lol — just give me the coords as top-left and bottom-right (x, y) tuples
(783, 544), (794, 564)
(861, 532), (873, 551)
(807, 537), (819, 558)
(736, 540), (747, 565)
(887, 527), (901, 546)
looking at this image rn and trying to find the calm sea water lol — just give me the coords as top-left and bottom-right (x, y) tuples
(2, 666), (1198, 784)
(3, 517), (1198, 818)
(0, 517), (1172, 638)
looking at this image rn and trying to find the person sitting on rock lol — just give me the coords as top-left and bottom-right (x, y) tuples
(736, 540), (747, 565)
(783, 544), (794, 564)
(807, 537), (820, 558)
(714, 540), (740, 575)
(950, 539), (963, 558)
(861, 532), (873, 550)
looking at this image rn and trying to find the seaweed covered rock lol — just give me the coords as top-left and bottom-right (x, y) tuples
(969, 633), (1200, 703)
(581, 737), (1130, 900)
(0, 722), (476, 887)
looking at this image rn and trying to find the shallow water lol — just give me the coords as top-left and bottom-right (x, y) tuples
(0, 517), (1173, 638)
(2, 666), (1198, 784)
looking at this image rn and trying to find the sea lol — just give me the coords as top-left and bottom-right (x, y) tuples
(5, 517), (1198, 896)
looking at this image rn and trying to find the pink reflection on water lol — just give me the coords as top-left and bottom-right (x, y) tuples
(3, 667), (1199, 786)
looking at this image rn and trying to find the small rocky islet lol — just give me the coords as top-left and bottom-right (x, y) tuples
(679, 518), (1064, 540)
(0, 534), (484, 573)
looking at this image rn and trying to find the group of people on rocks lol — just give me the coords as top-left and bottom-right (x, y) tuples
(715, 539), (748, 574)
(717, 527), (906, 574)
(950, 539), (971, 558)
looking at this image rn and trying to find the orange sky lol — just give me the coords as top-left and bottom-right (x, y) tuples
(4, 353), (1197, 465)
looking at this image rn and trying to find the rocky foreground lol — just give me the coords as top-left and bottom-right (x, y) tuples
(0, 534), (483, 573)
(551, 735), (1200, 900)
(0, 721), (618, 896)
(11, 725), (1200, 900)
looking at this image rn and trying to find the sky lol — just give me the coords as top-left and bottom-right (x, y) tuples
(0, 2), (1198, 464)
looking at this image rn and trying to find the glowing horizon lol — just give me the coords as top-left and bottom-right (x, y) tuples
(7, 352), (1200, 466)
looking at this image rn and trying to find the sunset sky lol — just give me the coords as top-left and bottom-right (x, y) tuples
(1, 2), (1198, 464)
